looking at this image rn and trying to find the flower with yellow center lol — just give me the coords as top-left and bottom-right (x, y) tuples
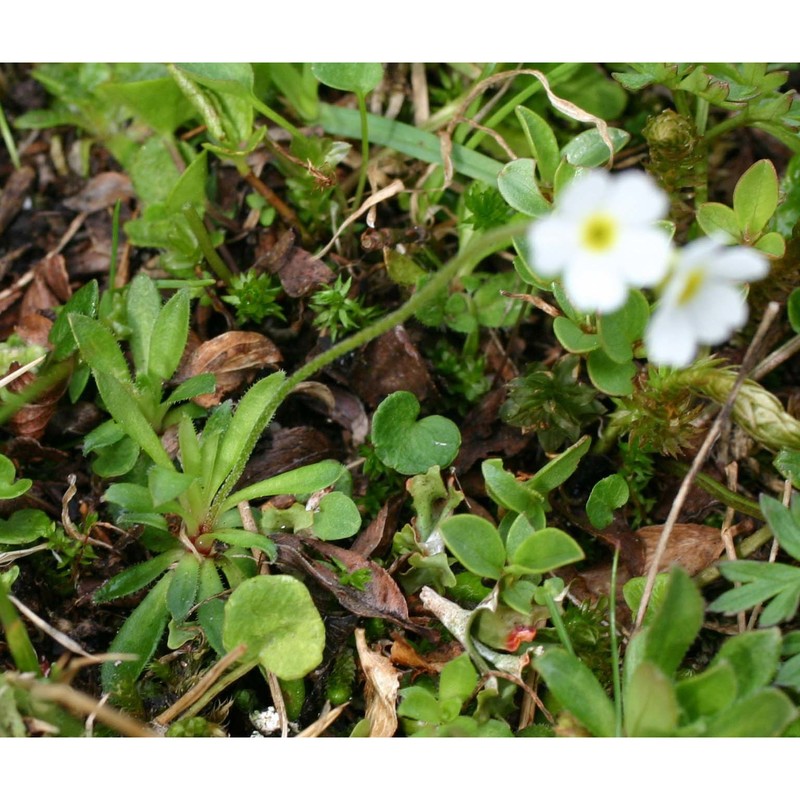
(645, 238), (769, 367)
(528, 169), (672, 313)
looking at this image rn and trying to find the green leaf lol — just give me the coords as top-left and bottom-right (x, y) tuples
(93, 372), (174, 469)
(703, 688), (796, 736)
(774, 446), (800, 487)
(309, 492), (362, 541)
(92, 437), (140, 478)
(552, 317), (599, 354)
(481, 458), (544, 518)
(148, 465), (196, 508)
(754, 231), (785, 257)
(439, 652), (478, 705)
(164, 373), (216, 406)
(586, 474), (630, 529)
(371, 391), (460, 476)
(696, 202), (741, 242)
(398, 685), (443, 724)
(222, 459), (345, 511)
(642, 567), (704, 677)
(507, 527), (584, 575)
(94, 550), (181, 603)
(101, 572), (172, 697)
(99, 78), (196, 135)
(0, 579), (40, 674)
(761, 493), (800, 561)
(624, 662), (679, 736)
(128, 136), (182, 206)
(0, 509), (53, 545)
(0, 455), (31, 500)
(69, 313), (131, 385)
(527, 435), (591, 495)
(733, 159), (779, 237)
(587, 348), (636, 396)
(222, 574), (326, 680)
(149, 288), (190, 382)
(496, 159), (551, 218)
(203, 530), (277, 561)
(165, 151), (208, 215)
(211, 371), (286, 498)
(439, 515), (506, 580)
(534, 647), (615, 737)
(711, 627), (781, 697)
(317, 103), (503, 186)
(49, 280), (99, 360)
(515, 107), (560, 186)
(561, 128), (630, 168)
(622, 573), (669, 626)
(125, 275), (160, 377)
(597, 290), (649, 364)
(197, 559), (225, 655)
(311, 63), (383, 95)
(166, 552), (200, 622)
(675, 661), (738, 721)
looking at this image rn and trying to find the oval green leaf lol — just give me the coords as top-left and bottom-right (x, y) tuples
(223, 574), (325, 680)
(311, 63), (383, 95)
(372, 391), (461, 476)
(439, 514), (506, 580)
(733, 159), (779, 236)
(561, 128), (630, 168)
(497, 159), (550, 218)
(508, 527), (584, 574)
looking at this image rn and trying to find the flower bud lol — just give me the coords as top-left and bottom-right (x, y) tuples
(644, 110), (699, 164)
(699, 371), (800, 451)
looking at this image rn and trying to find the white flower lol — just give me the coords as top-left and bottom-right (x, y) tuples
(528, 169), (672, 313)
(645, 238), (770, 368)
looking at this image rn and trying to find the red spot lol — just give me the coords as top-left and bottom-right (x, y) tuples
(505, 626), (538, 652)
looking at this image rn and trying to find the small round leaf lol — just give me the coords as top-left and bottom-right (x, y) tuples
(223, 575), (325, 680)
(372, 391), (460, 475)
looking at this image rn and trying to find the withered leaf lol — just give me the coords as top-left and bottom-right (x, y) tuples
(0, 166), (35, 237)
(62, 172), (134, 214)
(355, 628), (399, 737)
(260, 230), (335, 298)
(344, 325), (435, 408)
(273, 533), (422, 631)
(178, 330), (282, 407)
(351, 496), (405, 559)
(20, 254), (71, 318)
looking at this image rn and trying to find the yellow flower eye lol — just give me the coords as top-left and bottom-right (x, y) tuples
(581, 213), (617, 252)
(677, 268), (705, 305)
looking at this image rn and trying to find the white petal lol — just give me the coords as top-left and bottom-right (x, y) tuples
(606, 171), (669, 224)
(528, 216), (579, 276)
(706, 246), (770, 282)
(614, 227), (673, 286)
(645, 306), (698, 367)
(678, 238), (722, 271)
(562, 254), (628, 313)
(556, 170), (609, 218)
(687, 283), (748, 344)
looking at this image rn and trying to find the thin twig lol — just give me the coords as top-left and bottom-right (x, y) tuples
(153, 643), (248, 727)
(7, 674), (157, 737)
(266, 670), (289, 738)
(633, 302), (781, 631)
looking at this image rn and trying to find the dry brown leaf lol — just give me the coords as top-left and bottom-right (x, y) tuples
(344, 324), (435, 408)
(272, 534), (420, 630)
(63, 171), (134, 213)
(355, 628), (399, 737)
(178, 330), (282, 407)
(389, 634), (463, 674)
(20, 254), (71, 318)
